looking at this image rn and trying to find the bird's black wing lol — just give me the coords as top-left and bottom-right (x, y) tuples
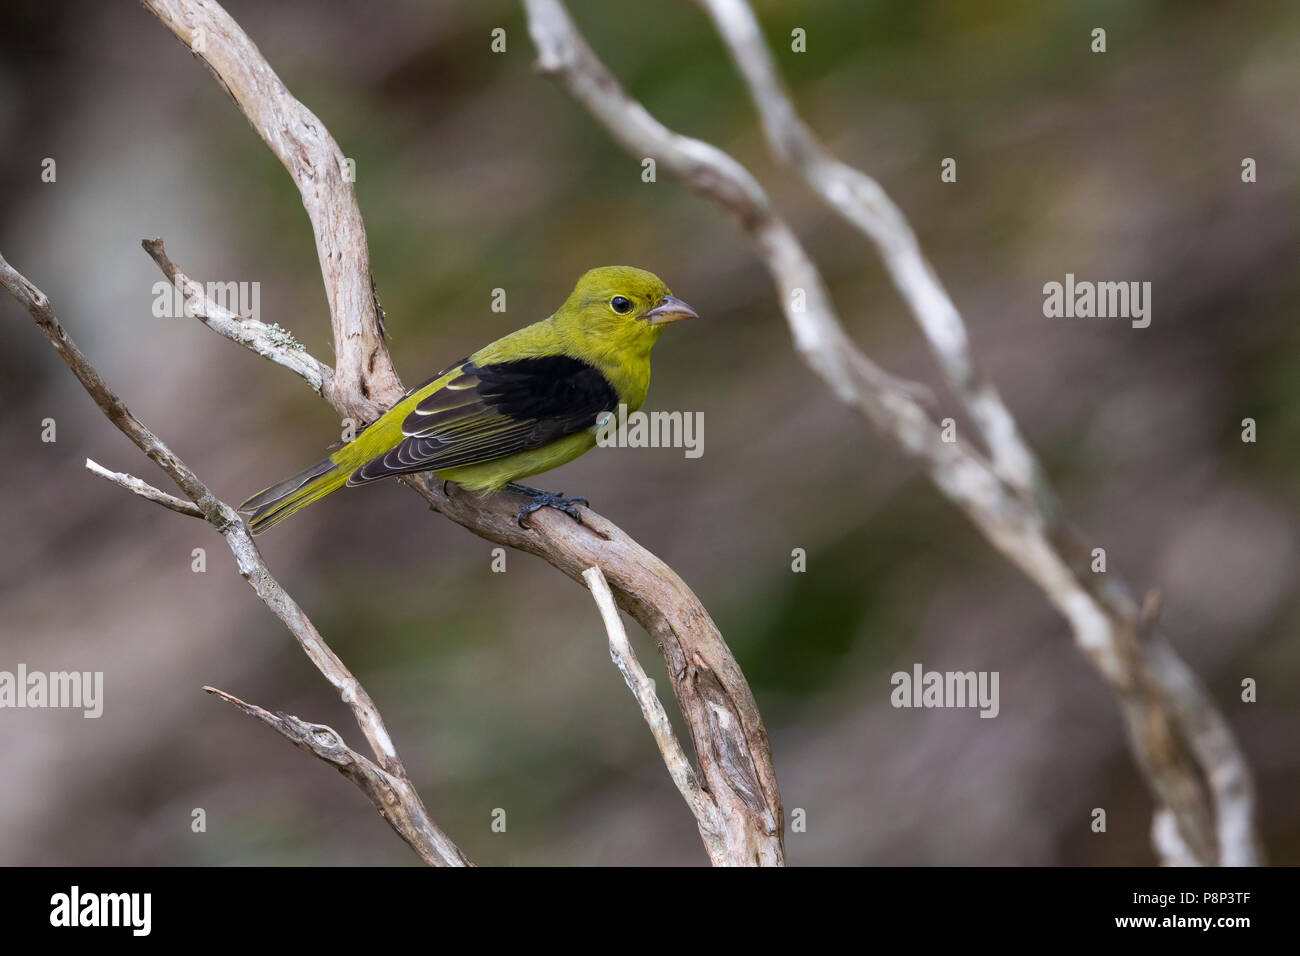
(347, 355), (618, 484)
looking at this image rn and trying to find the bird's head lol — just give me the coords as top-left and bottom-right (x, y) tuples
(554, 265), (697, 356)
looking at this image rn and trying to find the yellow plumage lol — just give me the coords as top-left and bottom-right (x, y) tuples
(239, 266), (696, 533)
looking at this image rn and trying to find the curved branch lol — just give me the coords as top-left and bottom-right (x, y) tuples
(582, 568), (718, 840)
(143, 238), (334, 397)
(138, 0), (784, 866)
(86, 458), (205, 518)
(521, 0), (1260, 865)
(0, 252), (470, 867)
(202, 686), (469, 867)
(140, 0), (400, 422)
(695, 0), (1042, 501)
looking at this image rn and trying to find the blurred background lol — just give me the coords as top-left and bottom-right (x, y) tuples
(1, 0), (1297, 865)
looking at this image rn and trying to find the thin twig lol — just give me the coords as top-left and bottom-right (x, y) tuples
(0, 252), (469, 867)
(86, 458), (205, 518)
(139, 0), (401, 423)
(582, 567), (717, 836)
(143, 237), (334, 397)
(202, 687), (469, 866)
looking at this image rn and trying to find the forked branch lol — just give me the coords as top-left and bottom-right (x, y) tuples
(0, 252), (470, 867)
(522, 0), (1259, 866)
(137, 0), (784, 865)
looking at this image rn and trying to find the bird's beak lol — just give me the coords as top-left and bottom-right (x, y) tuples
(643, 294), (698, 325)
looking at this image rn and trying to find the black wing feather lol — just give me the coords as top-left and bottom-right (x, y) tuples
(348, 355), (618, 485)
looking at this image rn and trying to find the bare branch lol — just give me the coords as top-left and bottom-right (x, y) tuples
(0, 252), (216, 511)
(520, 0), (1260, 865)
(86, 458), (204, 518)
(137, 255), (787, 867)
(203, 686), (470, 867)
(142, 238), (334, 397)
(147, 230), (788, 863)
(582, 567), (718, 840)
(695, 0), (1042, 501)
(139, 0), (400, 423)
(0, 253), (469, 867)
(134, 0), (785, 866)
(397, 475), (785, 865)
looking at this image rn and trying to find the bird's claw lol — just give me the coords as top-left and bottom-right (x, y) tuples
(512, 488), (588, 528)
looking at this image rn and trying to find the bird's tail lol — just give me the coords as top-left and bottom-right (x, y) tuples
(238, 455), (351, 535)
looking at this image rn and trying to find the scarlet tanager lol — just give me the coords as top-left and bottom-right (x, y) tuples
(239, 266), (696, 533)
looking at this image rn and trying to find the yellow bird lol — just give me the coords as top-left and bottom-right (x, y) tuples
(239, 266), (696, 533)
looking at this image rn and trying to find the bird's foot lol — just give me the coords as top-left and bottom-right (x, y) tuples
(507, 483), (588, 527)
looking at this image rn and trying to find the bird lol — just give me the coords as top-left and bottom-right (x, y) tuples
(238, 266), (696, 534)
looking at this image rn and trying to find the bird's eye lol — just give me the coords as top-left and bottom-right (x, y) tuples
(610, 296), (633, 314)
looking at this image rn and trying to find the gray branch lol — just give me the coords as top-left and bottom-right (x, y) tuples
(695, 0), (1041, 501)
(521, 0), (1259, 866)
(143, 238), (333, 397)
(137, 0), (784, 865)
(140, 0), (400, 424)
(86, 458), (205, 518)
(0, 252), (470, 868)
(202, 687), (461, 865)
(582, 567), (720, 843)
